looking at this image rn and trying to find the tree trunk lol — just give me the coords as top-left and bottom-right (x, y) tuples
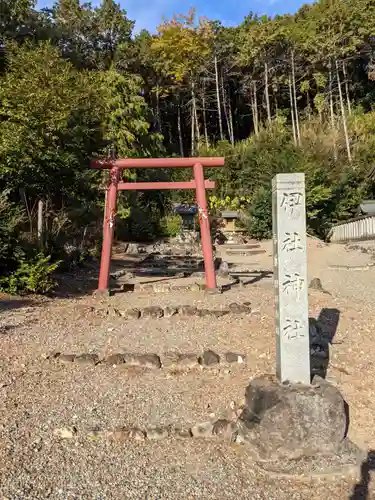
(252, 81), (259, 135)
(264, 61), (271, 122)
(228, 100), (234, 145)
(20, 188), (33, 233)
(336, 59), (352, 162)
(37, 200), (44, 249)
(221, 74), (234, 145)
(192, 81), (200, 150)
(191, 104), (195, 156)
(291, 50), (300, 144)
(306, 90), (312, 119)
(155, 83), (161, 133)
(289, 74), (297, 146)
(214, 55), (224, 140)
(177, 95), (184, 156)
(342, 61), (352, 115)
(221, 74), (230, 141)
(191, 81), (196, 154)
(329, 62), (338, 161)
(202, 80), (209, 148)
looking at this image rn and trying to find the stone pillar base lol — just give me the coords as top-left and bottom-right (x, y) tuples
(236, 374), (365, 478)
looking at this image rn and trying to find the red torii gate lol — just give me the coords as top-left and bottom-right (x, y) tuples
(91, 157), (225, 294)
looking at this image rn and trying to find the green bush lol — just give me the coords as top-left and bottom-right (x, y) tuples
(160, 215), (181, 237)
(244, 186), (272, 240)
(0, 254), (61, 295)
(0, 193), (24, 275)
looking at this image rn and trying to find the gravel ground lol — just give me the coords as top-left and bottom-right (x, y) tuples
(1, 239), (375, 499)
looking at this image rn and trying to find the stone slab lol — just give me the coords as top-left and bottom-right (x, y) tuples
(255, 438), (365, 479)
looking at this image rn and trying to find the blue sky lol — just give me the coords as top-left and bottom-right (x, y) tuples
(36, 0), (311, 33)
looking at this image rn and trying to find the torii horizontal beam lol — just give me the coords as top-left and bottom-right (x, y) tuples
(91, 157), (224, 169)
(118, 180), (215, 190)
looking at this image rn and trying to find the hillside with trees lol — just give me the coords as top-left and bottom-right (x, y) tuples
(0, 0), (374, 293)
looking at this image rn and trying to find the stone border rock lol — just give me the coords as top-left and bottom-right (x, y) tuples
(105, 302), (252, 320)
(54, 417), (240, 444)
(50, 350), (247, 370)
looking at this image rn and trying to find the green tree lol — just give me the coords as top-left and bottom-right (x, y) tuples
(0, 41), (103, 201)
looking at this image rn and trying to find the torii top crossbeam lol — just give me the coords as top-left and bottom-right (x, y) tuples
(91, 157), (224, 169)
(91, 156), (225, 294)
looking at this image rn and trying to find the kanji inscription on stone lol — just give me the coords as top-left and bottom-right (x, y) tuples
(272, 173), (310, 385)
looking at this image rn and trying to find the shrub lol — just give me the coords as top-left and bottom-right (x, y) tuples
(0, 254), (60, 295)
(160, 215), (181, 237)
(244, 186), (272, 240)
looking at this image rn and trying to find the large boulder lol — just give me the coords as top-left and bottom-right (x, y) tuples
(240, 374), (347, 460)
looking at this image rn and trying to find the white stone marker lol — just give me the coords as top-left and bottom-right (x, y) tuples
(272, 173), (310, 385)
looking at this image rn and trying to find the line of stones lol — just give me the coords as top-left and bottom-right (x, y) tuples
(51, 350), (246, 369)
(107, 301), (252, 320)
(54, 418), (244, 443)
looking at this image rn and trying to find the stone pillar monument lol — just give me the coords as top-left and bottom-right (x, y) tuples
(272, 173), (310, 385)
(235, 172), (363, 477)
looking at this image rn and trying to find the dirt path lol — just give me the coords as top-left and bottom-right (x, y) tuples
(0, 239), (375, 499)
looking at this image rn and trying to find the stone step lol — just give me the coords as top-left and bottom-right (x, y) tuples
(226, 250), (266, 256)
(221, 244), (261, 250)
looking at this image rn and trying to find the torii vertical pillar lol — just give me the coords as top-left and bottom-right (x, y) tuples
(194, 162), (217, 290)
(97, 166), (120, 292)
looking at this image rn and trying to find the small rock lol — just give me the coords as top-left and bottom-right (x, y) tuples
(189, 283), (201, 292)
(75, 353), (99, 365)
(146, 427), (169, 440)
(163, 353), (198, 370)
(57, 354), (76, 364)
(163, 306), (178, 318)
(153, 283), (171, 293)
(217, 261), (230, 277)
(309, 277), (324, 291)
(176, 354), (198, 369)
(209, 310), (229, 318)
(138, 284), (154, 292)
(53, 427), (76, 439)
(87, 428), (105, 440)
(162, 352), (180, 367)
(173, 428), (193, 439)
(233, 431), (246, 445)
(191, 421), (214, 438)
(225, 352), (246, 364)
(195, 309), (211, 317)
(122, 308), (141, 320)
(126, 243), (139, 254)
(129, 428), (145, 441)
(178, 305), (198, 317)
(228, 303), (251, 314)
(142, 306), (164, 319)
(120, 283), (135, 292)
(127, 354), (162, 369)
(104, 353), (125, 365)
(106, 427), (131, 441)
(199, 350), (220, 366)
(212, 419), (236, 440)
(204, 287), (222, 295)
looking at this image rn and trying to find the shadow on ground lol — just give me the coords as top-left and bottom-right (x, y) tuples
(310, 307), (341, 379)
(0, 298), (34, 311)
(350, 451), (375, 499)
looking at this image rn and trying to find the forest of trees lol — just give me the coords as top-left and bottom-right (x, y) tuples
(0, 0), (375, 293)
